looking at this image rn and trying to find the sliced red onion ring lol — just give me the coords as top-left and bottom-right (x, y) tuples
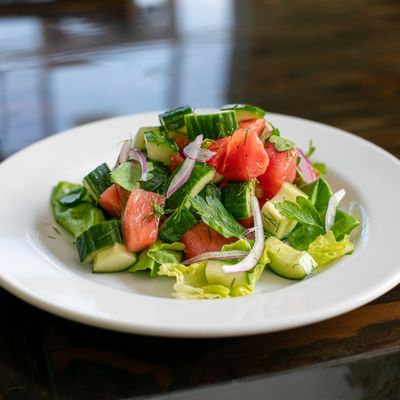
(297, 149), (318, 183)
(325, 189), (346, 231)
(182, 250), (249, 266)
(166, 135), (203, 198)
(223, 196), (265, 273)
(115, 140), (131, 168)
(129, 148), (148, 181)
(184, 142), (215, 162)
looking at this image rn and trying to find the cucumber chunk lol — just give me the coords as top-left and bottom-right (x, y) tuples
(266, 237), (317, 280)
(224, 180), (255, 219)
(144, 130), (178, 165)
(159, 105), (193, 132)
(93, 243), (137, 273)
(83, 163), (112, 201)
(205, 260), (248, 287)
(262, 182), (308, 239)
(159, 207), (198, 243)
(76, 220), (123, 263)
(134, 126), (160, 150)
(221, 103), (266, 121)
(166, 162), (216, 209)
(185, 111), (238, 139)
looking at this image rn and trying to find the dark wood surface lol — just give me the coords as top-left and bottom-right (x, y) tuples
(1, 1), (400, 399)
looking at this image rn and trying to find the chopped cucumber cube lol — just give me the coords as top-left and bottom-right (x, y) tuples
(266, 237), (317, 280)
(144, 130), (178, 165)
(221, 103), (266, 121)
(93, 243), (137, 273)
(205, 260), (248, 288)
(262, 182), (308, 239)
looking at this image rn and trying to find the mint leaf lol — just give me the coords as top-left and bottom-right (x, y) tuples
(275, 196), (324, 228)
(300, 178), (332, 214)
(269, 135), (296, 152)
(270, 126), (281, 137)
(331, 209), (360, 241)
(190, 195), (245, 239)
(306, 140), (316, 158)
(313, 162), (326, 176)
(288, 224), (324, 250)
(111, 161), (141, 191)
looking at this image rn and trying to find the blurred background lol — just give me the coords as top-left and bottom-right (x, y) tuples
(0, 0), (399, 159)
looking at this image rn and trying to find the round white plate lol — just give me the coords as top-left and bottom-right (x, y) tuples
(1, 112), (399, 338)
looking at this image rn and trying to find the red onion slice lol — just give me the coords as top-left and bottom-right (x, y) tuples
(115, 140), (131, 168)
(325, 189), (346, 231)
(182, 250), (249, 266)
(184, 141), (215, 162)
(297, 149), (318, 183)
(166, 135), (203, 198)
(223, 196), (265, 273)
(129, 149), (148, 181)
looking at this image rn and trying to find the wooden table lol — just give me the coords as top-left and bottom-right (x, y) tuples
(1, 1), (400, 398)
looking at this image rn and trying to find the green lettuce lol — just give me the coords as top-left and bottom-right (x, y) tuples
(159, 262), (231, 299)
(308, 231), (354, 266)
(158, 239), (269, 299)
(129, 241), (185, 277)
(51, 181), (104, 238)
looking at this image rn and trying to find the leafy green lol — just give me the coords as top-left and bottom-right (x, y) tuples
(313, 162), (326, 176)
(300, 178), (332, 213)
(270, 126), (281, 137)
(128, 241), (185, 277)
(198, 183), (222, 201)
(51, 181), (104, 237)
(128, 251), (158, 276)
(287, 224), (324, 250)
(306, 140), (316, 158)
(158, 239), (269, 299)
(189, 195), (245, 239)
(275, 196), (324, 228)
(159, 262), (231, 299)
(269, 135), (296, 152)
(143, 162), (170, 194)
(58, 186), (87, 207)
(111, 162), (141, 191)
(111, 161), (154, 191)
(331, 210), (360, 241)
(308, 231), (354, 266)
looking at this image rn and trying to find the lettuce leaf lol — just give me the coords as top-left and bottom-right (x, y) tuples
(158, 239), (269, 299)
(129, 241), (185, 277)
(51, 181), (104, 238)
(158, 262), (231, 299)
(308, 231), (354, 266)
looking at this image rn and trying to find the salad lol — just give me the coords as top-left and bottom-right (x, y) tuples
(51, 104), (360, 299)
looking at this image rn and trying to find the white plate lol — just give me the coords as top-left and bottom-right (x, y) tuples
(1, 112), (399, 338)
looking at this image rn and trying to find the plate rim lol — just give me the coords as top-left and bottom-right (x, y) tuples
(1, 111), (400, 338)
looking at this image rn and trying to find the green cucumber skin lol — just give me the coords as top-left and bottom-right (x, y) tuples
(76, 220), (123, 263)
(221, 104), (267, 120)
(144, 130), (178, 164)
(83, 163), (112, 200)
(223, 181), (255, 219)
(92, 243), (137, 273)
(159, 106), (193, 131)
(159, 208), (198, 243)
(185, 111), (238, 140)
(166, 162), (216, 209)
